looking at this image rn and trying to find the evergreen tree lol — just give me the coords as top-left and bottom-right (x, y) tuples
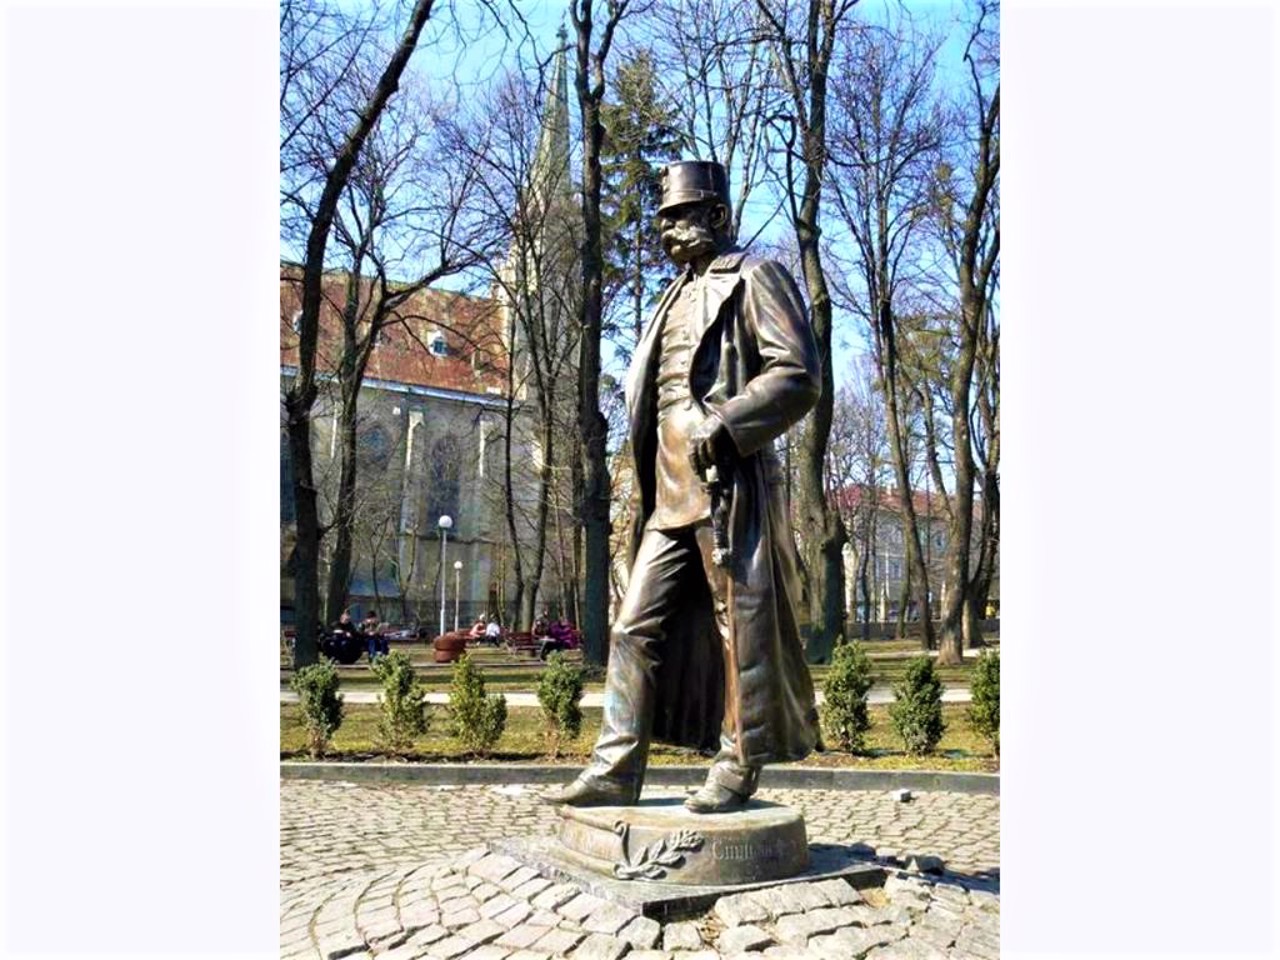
(601, 50), (686, 356)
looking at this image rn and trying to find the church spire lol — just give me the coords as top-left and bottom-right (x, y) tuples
(530, 24), (570, 202)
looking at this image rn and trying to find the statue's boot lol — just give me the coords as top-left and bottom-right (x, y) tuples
(684, 751), (760, 813)
(683, 779), (753, 813)
(544, 774), (639, 807)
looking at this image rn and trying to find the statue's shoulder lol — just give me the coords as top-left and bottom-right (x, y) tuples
(709, 249), (787, 280)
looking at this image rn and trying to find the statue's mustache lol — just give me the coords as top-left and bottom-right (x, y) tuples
(661, 223), (715, 248)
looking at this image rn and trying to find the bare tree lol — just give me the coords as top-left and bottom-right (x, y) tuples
(641, 0), (780, 242)
(754, 0), (861, 660)
(826, 356), (890, 639)
(570, 0), (634, 665)
(929, 0), (999, 662)
(280, 0), (446, 666)
(441, 50), (585, 630)
(826, 11), (948, 649)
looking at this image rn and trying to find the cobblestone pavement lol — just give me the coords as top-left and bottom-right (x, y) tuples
(282, 780), (999, 959)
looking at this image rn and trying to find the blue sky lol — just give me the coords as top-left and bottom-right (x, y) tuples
(289, 0), (994, 395)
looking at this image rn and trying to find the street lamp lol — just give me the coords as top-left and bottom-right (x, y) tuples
(453, 560), (463, 632)
(437, 514), (453, 637)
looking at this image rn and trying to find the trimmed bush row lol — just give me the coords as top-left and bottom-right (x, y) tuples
(295, 643), (998, 761)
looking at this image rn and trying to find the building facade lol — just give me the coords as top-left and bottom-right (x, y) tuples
(280, 41), (580, 631)
(838, 485), (999, 623)
(281, 277), (537, 628)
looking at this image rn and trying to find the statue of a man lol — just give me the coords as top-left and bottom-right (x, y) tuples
(549, 160), (822, 814)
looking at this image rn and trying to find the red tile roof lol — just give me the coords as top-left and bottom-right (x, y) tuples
(833, 483), (952, 519)
(280, 267), (509, 397)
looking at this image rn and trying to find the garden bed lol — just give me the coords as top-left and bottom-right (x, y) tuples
(280, 703), (997, 773)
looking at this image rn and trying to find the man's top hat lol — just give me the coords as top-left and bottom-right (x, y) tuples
(659, 160), (730, 214)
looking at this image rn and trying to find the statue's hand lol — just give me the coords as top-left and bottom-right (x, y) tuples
(690, 413), (734, 479)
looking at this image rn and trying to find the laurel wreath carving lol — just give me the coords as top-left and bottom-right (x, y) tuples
(611, 822), (706, 881)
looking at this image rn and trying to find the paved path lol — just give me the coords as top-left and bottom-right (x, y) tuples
(281, 686), (972, 707)
(281, 779), (998, 959)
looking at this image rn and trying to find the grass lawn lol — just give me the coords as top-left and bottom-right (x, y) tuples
(280, 703), (997, 772)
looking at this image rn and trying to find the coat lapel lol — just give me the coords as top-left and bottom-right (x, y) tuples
(692, 250), (747, 349)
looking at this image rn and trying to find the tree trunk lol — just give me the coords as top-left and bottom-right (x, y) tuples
(896, 564), (911, 639)
(794, 177), (846, 663)
(877, 332), (935, 650)
(632, 220), (644, 343)
(966, 462), (999, 648)
(571, 2), (620, 666)
(938, 84), (998, 665)
(286, 400), (321, 666)
(501, 315), (527, 631)
(568, 438), (584, 625)
(324, 385), (360, 625)
(936, 364), (975, 664)
(370, 555), (383, 615)
(857, 554), (872, 641)
(962, 590), (984, 649)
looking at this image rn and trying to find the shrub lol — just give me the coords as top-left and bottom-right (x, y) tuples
(967, 648), (1000, 758)
(889, 655), (946, 756)
(370, 650), (429, 755)
(448, 653), (507, 757)
(822, 638), (875, 753)
(537, 653), (586, 758)
(290, 659), (344, 759)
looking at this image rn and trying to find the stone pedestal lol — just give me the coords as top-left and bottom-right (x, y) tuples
(490, 796), (884, 919)
(556, 798), (808, 886)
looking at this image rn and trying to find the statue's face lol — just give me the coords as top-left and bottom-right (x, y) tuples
(657, 202), (728, 264)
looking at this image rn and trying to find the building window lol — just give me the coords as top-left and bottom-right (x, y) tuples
(933, 531), (943, 550)
(889, 558), (902, 579)
(290, 309), (302, 334)
(428, 330), (449, 357)
(357, 423), (391, 468)
(425, 434), (461, 531)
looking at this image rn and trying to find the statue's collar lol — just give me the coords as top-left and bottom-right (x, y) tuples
(679, 248), (745, 282)
(709, 248), (746, 273)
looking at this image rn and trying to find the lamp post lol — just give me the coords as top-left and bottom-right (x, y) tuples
(453, 560), (463, 632)
(437, 515), (453, 637)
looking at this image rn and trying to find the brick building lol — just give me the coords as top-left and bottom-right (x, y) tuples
(280, 39), (578, 632)
(280, 274), (543, 628)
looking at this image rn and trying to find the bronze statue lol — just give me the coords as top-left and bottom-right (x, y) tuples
(549, 160), (822, 814)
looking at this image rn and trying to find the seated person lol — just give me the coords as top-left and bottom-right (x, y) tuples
(484, 618), (502, 644)
(361, 610), (389, 660)
(322, 610), (363, 661)
(469, 617), (488, 639)
(532, 610), (551, 638)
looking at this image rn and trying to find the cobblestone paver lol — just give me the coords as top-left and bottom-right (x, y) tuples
(282, 780), (999, 959)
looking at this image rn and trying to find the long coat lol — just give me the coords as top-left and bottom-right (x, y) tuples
(622, 248), (822, 766)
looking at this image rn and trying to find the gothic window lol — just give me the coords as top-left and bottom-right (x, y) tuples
(425, 434), (461, 533)
(357, 422), (391, 468)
